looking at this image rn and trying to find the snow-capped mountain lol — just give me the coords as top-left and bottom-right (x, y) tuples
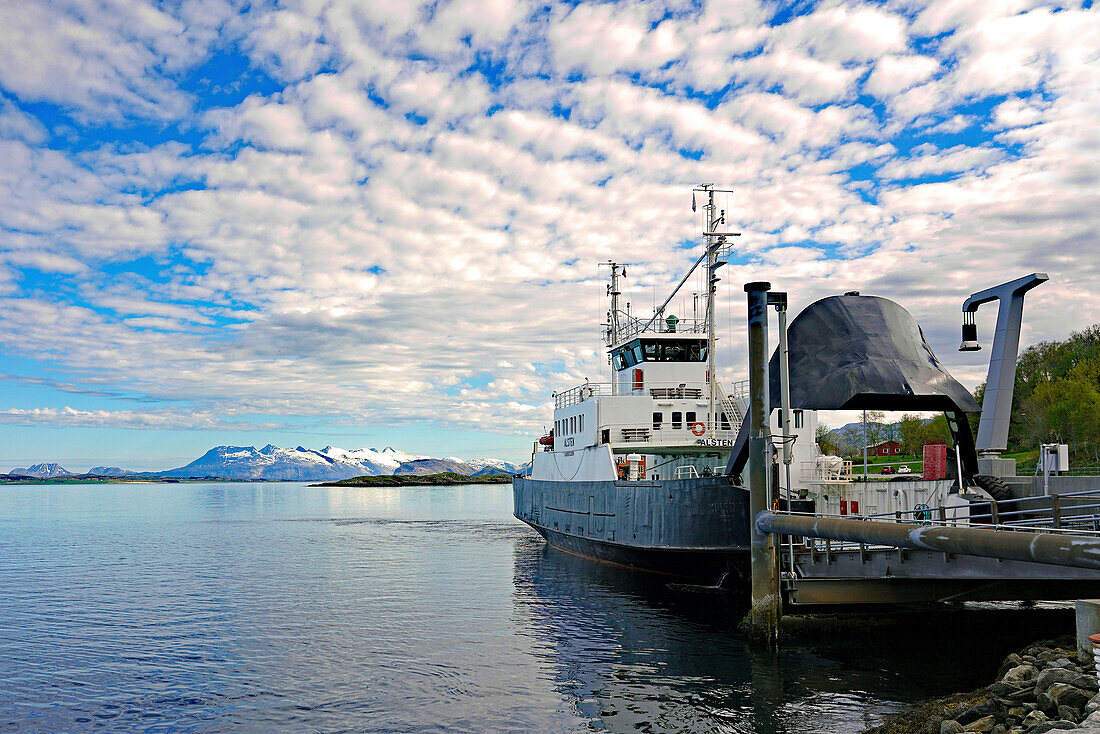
(7, 463), (70, 477)
(158, 445), (523, 481)
(6, 446), (525, 481)
(83, 467), (137, 476)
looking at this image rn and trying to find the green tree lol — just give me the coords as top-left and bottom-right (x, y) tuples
(899, 413), (927, 455)
(815, 423), (838, 455)
(1021, 357), (1100, 464)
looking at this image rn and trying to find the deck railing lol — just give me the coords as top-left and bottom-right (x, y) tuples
(773, 487), (1100, 558)
(553, 380), (747, 410)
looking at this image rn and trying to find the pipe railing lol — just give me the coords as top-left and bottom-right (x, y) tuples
(772, 489), (1100, 556)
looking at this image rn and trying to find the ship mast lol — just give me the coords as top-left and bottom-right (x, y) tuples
(607, 261), (622, 394)
(697, 184), (738, 438)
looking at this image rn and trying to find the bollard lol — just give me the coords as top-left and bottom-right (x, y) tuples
(1091, 633), (1100, 681)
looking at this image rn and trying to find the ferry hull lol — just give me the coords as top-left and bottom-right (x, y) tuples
(513, 476), (751, 583)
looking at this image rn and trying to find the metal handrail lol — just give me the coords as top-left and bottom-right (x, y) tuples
(553, 380), (746, 409)
(771, 491), (1100, 554)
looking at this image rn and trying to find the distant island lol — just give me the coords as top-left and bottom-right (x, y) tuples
(314, 472), (514, 487)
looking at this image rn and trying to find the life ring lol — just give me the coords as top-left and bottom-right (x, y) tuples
(690, 422), (706, 436)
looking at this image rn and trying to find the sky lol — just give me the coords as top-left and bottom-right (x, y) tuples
(0, 0), (1097, 471)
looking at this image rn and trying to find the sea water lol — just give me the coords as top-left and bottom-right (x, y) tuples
(0, 482), (1071, 733)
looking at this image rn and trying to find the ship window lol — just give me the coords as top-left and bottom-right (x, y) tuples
(614, 352), (627, 370)
(639, 340), (708, 362)
(686, 411), (696, 424)
(571, 416), (576, 433)
(672, 411), (682, 429)
(721, 412), (731, 431)
(579, 415), (584, 433)
(633, 344), (644, 363)
(652, 412), (663, 430)
(793, 410), (803, 429)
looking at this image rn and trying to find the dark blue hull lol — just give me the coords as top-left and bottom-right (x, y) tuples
(513, 476), (750, 583)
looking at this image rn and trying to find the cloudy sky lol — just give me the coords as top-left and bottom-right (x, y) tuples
(0, 0), (1097, 470)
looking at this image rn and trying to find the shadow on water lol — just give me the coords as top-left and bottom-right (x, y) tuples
(512, 536), (1075, 734)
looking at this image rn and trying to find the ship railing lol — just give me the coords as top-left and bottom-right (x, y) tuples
(602, 422), (741, 446)
(606, 316), (708, 345)
(554, 380), (745, 409)
(800, 459), (854, 483)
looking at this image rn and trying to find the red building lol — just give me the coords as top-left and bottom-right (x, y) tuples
(867, 440), (902, 456)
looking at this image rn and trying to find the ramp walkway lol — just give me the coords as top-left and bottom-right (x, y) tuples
(758, 489), (1100, 605)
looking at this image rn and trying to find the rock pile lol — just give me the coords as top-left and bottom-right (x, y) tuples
(866, 638), (1100, 734)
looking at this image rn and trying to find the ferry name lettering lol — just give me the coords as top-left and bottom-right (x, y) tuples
(696, 438), (734, 447)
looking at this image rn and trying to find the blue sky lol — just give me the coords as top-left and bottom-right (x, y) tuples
(0, 0), (1097, 470)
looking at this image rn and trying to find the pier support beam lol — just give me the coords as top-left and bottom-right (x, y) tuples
(745, 281), (779, 642)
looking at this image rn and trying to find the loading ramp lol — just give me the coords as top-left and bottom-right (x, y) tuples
(759, 489), (1100, 605)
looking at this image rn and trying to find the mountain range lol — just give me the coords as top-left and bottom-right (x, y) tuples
(6, 446), (526, 481)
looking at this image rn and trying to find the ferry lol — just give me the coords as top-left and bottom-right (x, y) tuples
(513, 186), (821, 583)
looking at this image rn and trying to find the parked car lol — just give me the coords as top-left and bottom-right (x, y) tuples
(880, 466), (895, 474)
(898, 465), (912, 474)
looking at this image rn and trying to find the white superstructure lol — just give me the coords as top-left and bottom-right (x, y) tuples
(529, 186), (823, 486)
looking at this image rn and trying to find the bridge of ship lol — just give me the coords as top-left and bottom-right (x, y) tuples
(549, 379), (748, 454)
(767, 488), (1100, 605)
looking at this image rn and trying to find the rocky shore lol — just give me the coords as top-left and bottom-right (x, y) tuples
(866, 637), (1100, 734)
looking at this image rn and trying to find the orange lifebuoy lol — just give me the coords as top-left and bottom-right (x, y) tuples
(690, 422), (706, 436)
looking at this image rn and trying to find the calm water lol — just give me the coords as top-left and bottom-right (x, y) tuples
(0, 482), (1073, 733)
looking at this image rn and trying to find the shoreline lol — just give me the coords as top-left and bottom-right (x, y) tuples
(865, 636), (1100, 734)
(312, 472), (514, 487)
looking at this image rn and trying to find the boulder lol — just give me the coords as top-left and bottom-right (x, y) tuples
(998, 654), (1025, 679)
(1056, 704), (1081, 723)
(962, 715), (996, 732)
(941, 721), (964, 734)
(1072, 673), (1100, 692)
(1021, 710), (1048, 728)
(1035, 668), (1078, 695)
(1028, 722), (1078, 733)
(1036, 692), (1057, 717)
(1004, 665), (1041, 685)
(1047, 683), (1092, 711)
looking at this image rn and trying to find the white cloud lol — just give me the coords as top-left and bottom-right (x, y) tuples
(865, 54), (939, 97)
(0, 0), (1097, 455)
(551, 3), (684, 75)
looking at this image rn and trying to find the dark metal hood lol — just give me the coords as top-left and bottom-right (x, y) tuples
(769, 294), (980, 413)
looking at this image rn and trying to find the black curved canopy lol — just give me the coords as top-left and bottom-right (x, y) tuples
(769, 294), (980, 413)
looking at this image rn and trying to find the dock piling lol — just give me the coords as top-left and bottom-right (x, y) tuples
(745, 281), (780, 642)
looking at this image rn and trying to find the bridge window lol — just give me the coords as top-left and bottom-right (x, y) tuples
(672, 411), (682, 429)
(636, 340), (707, 362)
(793, 410), (803, 428)
(652, 412), (663, 430)
(686, 411), (696, 425)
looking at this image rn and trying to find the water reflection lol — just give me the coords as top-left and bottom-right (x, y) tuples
(513, 536), (1075, 734)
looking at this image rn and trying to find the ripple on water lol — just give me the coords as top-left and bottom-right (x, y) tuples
(0, 482), (1075, 733)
